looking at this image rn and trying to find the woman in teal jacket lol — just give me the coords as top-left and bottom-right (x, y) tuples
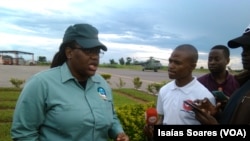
(11, 23), (129, 141)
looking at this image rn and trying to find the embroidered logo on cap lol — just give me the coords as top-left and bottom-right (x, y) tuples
(98, 87), (107, 100)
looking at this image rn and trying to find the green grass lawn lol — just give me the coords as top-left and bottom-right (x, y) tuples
(0, 87), (153, 141)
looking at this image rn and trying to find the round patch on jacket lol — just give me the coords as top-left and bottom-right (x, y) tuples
(98, 87), (107, 100)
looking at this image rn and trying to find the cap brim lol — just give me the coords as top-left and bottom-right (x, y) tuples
(76, 39), (107, 51)
(228, 34), (250, 48)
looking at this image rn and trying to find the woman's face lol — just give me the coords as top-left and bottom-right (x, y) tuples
(66, 45), (102, 81)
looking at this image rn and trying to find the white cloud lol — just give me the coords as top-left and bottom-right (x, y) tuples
(0, 0), (74, 12)
(100, 33), (139, 40)
(0, 0), (247, 70)
(0, 32), (60, 51)
(0, 22), (36, 33)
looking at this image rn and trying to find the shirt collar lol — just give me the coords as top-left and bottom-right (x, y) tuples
(209, 70), (230, 82)
(60, 62), (75, 83)
(60, 62), (100, 83)
(171, 77), (197, 94)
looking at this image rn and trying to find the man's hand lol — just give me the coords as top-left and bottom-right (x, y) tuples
(194, 108), (219, 125)
(193, 98), (220, 124)
(194, 98), (220, 116)
(143, 124), (154, 141)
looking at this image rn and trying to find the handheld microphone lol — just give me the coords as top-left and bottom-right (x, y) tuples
(145, 107), (158, 125)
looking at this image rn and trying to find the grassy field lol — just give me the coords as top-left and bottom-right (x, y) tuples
(0, 87), (155, 141)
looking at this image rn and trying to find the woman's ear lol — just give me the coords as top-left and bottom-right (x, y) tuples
(65, 47), (73, 59)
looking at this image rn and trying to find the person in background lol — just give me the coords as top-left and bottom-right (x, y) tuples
(194, 24), (250, 124)
(156, 44), (216, 125)
(198, 45), (240, 98)
(11, 23), (129, 141)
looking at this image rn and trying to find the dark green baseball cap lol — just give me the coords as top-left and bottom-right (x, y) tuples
(63, 23), (107, 51)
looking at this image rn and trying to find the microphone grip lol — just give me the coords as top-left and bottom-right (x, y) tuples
(145, 108), (158, 125)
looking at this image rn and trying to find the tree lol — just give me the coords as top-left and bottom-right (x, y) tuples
(125, 57), (132, 65)
(119, 57), (125, 65)
(38, 56), (47, 62)
(109, 59), (117, 64)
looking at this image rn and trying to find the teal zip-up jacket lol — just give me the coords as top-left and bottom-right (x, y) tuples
(11, 63), (124, 141)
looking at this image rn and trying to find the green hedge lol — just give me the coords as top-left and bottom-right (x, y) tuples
(116, 102), (156, 141)
(0, 88), (157, 141)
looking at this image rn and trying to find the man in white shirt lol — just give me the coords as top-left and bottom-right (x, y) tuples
(157, 44), (216, 125)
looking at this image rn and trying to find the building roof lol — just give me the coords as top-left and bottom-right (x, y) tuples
(0, 50), (34, 55)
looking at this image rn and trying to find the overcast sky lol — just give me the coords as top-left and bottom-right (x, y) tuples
(0, 0), (249, 69)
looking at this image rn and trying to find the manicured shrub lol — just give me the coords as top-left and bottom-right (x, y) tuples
(147, 81), (168, 95)
(9, 78), (25, 88)
(133, 77), (142, 90)
(116, 78), (126, 88)
(101, 73), (111, 80)
(101, 73), (112, 84)
(116, 102), (156, 141)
